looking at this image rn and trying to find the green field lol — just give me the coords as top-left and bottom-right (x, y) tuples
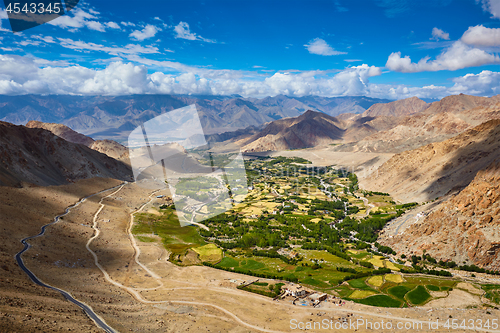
(135, 235), (156, 243)
(133, 207), (206, 258)
(406, 285), (431, 305)
(214, 253), (356, 290)
(482, 284), (500, 304)
(348, 278), (374, 290)
(354, 295), (402, 307)
(426, 285), (440, 291)
(388, 286), (411, 300)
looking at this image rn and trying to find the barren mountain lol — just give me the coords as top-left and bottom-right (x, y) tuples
(240, 110), (345, 152)
(380, 158), (500, 271)
(335, 94), (500, 153)
(26, 120), (95, 146)
(0, 94), (390, 141)
(238, 110), (401, 152)
(26, 120), (129, 163)
(362, 96), (428, 117)
(363, 119), (500, 203)
(0, 121), (132, 187)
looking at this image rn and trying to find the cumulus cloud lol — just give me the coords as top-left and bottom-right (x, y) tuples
(1, 53), (499, 100)
(461, 25), (500, 47)
(48, 7), (105, 31)
(106, 22), (121, 30)
(129, 24), (160, 41)
(304, 38), (347, 56)
(431, 27), (450, 40)
(173, 22), (216, 43)
(0, 54), (382, 97)
(449, 70), (500, 95)
(386, 41), (500, 72)
(478, 0), (500, 19)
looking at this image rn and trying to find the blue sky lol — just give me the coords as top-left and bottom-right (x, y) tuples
(0, 0), (500, 99)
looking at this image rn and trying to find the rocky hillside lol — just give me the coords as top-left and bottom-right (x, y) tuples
(380, 158), (500, 271)
(26, 121), (129, 163)
(362, 96), (428, 117)
(238, 110), (402, 152)
(335, 94), (500, 153)
(240, 110), (344, 152)
(363, 119), (500, 203)
(0, 121), (132, 187)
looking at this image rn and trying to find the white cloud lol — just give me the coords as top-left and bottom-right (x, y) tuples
(106, 22), (121, 30)
(0, 53), (499, 100)
(121, 21), (136, 27)
(58, 38), (160, 55)
(431, 27), (450, 40)
(386, 41), (500, 72)
(478, 0), (500, 19)
(48, 7), (105, 32)
(0, 9), (9, 32)
(304, 38), (347, 56)
(449, 70), (500, 95)
(173, 22), (216, 43)
(129, 24), (160, 41)
(461, 25), (500, 47)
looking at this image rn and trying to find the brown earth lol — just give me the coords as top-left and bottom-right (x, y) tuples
(239, 110), (401, 152)
(0, 121), (132, 187)
(379, 158), (500, 270)
(335, 94), (500, 153)
(362, 96), (428, 118)
(362, 119), (500, 203)
(26, 120), (130, 164)
(3, 178), (497, 332)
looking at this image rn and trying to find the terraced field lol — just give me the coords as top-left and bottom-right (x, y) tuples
(336, 274), (462, 308)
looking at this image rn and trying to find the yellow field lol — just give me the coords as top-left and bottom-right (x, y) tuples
(347, 249), (358, 254)
(349, 290), (377, 299)
(367, 275), (384, 287)
(385, 261), (400, 271)
(192, 244), (223, 262)
(368, 256), (385, 268)
(385, 274), (403, 283)
(310, 218), (321, 223)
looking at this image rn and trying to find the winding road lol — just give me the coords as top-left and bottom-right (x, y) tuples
(15, 182), (500, 333)
(15, 184), (125, 333)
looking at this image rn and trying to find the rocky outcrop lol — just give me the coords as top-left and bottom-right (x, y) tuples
(380, 159), (500, 271)
(335, 94), (500, 153)
(362, 96), (428, 118)
(363, 119), (500, 202)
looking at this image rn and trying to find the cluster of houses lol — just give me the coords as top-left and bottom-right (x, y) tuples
(277, 247), (299, 259)
(282, 284), (341, 307)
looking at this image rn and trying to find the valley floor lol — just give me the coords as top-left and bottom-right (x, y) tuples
(1, 178), (500, 332)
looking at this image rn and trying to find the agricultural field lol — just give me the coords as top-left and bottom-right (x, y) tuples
(213, 252), (363, 291)
(482, 284), (500, 304)
(133, 206), (219, 265)
(132, 156), (468, 306)
(333, 274), (464, 307)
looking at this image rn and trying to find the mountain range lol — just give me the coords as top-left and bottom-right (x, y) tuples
(0, 94), (391, 142)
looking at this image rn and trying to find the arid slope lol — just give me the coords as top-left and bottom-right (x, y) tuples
(0, 121), (132, 187)
(380, 159), (500, 271)
(363, 119), (500, 203)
